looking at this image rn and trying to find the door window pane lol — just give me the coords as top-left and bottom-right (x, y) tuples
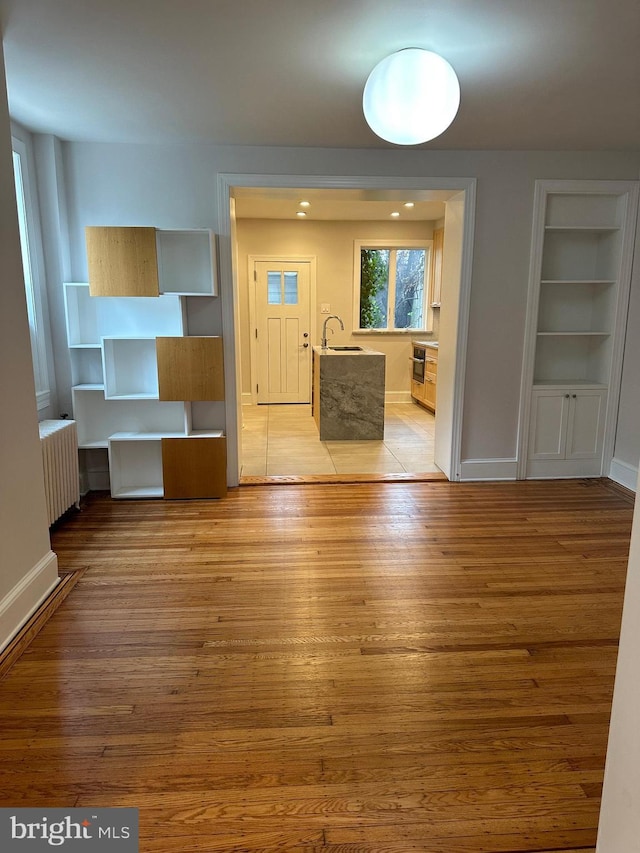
(394, 249), (426, 328)
(267, 271), (282, 304)
(284, 272), (298, 305)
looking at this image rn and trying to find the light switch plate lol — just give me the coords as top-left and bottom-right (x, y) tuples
(321, 303), (331, 314)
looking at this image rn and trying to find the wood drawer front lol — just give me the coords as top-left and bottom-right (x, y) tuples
(161, 436), (227, 499)
(157, 336), (225, 401)
(424, 356), (438, 375)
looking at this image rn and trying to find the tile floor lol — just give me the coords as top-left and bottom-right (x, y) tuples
(240, 401), (441, 477)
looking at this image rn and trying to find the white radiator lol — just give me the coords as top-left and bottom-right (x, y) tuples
(39, 419), (80, 526)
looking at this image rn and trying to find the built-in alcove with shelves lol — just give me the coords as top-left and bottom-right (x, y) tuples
(520, 181), (639, 480)
(64, 226), (226, 499)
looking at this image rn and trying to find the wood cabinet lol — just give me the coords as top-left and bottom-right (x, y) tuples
(65, 226), (226, 499)
(157, 336), (225, 401)
(423, 354), (438, 411)
(86, 227), (160, 297)
(86, 226), (217, 297)
(411, 345), (438, 413)
(162, 436), (227, 499)
(522, 180), (638, 479)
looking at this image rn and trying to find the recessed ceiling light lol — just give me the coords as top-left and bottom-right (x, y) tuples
(297, 211), (307, 217)
(404, 202), (415, 208)
(299, 201), (310, 207)
(390, 211), (400, 217)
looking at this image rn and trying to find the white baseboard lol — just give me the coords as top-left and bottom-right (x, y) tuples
(609, 458), (638, 493)
(385, 391), (413, 403)
(0, 550), (59, 653)
(459, 458), (518, 481)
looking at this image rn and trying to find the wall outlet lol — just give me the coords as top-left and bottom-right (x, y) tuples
(321, 303), (331, 314)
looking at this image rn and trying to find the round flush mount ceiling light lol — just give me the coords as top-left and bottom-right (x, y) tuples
(363, 48), (460, 145)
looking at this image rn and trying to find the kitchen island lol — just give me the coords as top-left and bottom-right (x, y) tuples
(312, 346), (386, 440)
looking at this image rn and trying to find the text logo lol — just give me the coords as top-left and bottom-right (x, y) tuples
(1, 809), (138, 851)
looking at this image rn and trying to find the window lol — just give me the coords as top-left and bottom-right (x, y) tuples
(11, 135), (50, 410)
(354, 240), (431, 331)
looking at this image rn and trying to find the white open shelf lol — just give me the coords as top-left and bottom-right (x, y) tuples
(64, 283), (185, 346)
(156, 230), (217, 295)
(102, 337), (160, 399)
(68, 346), (103, 386)
(533, 332), (613, 387)
(540, 229), (621, 282)
(72, 387), (187, 449)
(544, 193), (624, 229)
(108, 435), (165, 499)
(537, 281), (615, 334)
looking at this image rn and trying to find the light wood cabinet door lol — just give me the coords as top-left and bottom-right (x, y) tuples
(162, 436), (227, 499)
(86, 226), (159, 297)
(157, 336), (225, 401)
(423, 373), (437, 410)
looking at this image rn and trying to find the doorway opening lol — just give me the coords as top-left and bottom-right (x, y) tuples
(217, 175), (477, 487)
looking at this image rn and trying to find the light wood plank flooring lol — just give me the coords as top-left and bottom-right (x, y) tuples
(241, 402), (440, 477)
(0, 479), (633, 852)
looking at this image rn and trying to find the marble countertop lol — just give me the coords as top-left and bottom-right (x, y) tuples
(313, 346), (384, 356)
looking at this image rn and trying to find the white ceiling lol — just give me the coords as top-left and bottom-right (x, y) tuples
(1, 0), (639, 150)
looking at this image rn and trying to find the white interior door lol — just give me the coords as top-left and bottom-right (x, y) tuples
(254, 260), (311, 403)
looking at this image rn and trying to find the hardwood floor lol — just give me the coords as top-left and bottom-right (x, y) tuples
(0, 479), (633, 852)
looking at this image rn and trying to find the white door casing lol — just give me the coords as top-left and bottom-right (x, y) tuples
(218, 174), (477, 488)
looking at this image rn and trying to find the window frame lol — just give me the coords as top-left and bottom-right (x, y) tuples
(11, 133), (51, 411)
(353, 238), (433, 334)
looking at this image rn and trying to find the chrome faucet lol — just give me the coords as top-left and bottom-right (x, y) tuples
(321, 315), (344, 348)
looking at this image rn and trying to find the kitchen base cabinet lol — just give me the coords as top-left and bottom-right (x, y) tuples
(526, 387), (606, 478)
(410, 344), (438, 412)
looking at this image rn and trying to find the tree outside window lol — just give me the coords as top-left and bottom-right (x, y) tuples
(357, 241), (430, 331)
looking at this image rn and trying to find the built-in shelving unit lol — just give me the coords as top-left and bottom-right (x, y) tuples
(520, 181), (639, 479)
(64, 227), (226, 499)
(85, 227), (217, 297)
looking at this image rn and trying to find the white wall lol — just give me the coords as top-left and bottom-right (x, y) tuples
(611, 208), (640, 487)
(0, 46), (58, 651)
(597, 469), (640, 851)
(58, 142), (640, 470)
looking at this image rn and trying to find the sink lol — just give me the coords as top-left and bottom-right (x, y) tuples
(328, 346), (363, 351)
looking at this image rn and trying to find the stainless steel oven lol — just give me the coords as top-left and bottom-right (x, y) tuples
(412, 345), (426, 383)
